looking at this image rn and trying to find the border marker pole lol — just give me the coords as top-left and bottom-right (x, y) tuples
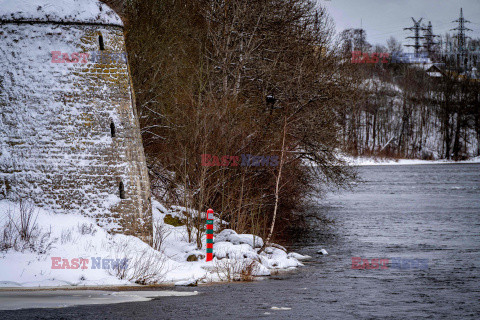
(206, 208), (214, 261)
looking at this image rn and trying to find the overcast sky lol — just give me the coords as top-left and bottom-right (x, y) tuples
(320, 0), (480, 52)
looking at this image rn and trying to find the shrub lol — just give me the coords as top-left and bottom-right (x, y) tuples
(213, 258), (260, 282)
(108, 239), (169, 285)
(1, 199), (53, 253)
(152, 218), (171, 252)
(77, 223), (97, 236)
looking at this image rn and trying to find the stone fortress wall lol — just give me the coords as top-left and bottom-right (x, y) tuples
(0, 5), (152, 240)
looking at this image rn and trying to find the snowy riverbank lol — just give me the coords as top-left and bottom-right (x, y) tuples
(0, 199), (311, 288)
(341, 155), (480, 166)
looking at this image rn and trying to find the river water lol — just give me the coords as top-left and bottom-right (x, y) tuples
(2, 164), (479, 319)
(287, 163), (480, 319)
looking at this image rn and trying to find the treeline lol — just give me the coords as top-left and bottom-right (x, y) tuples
(338, 31), (480, 160)
(123, 0), (355, 241)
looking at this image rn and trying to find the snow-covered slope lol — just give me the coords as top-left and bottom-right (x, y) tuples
(0, 199), (310, 288)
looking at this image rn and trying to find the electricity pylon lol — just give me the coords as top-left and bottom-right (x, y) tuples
(423, 21), (438, 56)
(451, 8), (471, 53)
(404, 18), (426, 57)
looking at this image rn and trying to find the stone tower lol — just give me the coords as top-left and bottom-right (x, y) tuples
(0, 0), (152, 239)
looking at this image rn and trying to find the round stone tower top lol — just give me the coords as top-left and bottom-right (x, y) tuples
(0, 0), (123, 26)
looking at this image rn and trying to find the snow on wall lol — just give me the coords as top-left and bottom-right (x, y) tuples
(0, 0), (122, 26)
(0, 21), (151, 239)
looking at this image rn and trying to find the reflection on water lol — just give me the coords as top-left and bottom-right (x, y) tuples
(293, 163), (480, 319)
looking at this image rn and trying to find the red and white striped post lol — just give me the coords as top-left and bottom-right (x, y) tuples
(206, 208), (214, 261)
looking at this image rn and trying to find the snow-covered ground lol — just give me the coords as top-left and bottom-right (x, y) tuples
(0, 0), (122, 25)
(0, 199), (310, 288)
(341, 155), (480, 166)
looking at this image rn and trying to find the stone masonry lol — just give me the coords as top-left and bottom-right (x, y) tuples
(0, 3), (152, 240)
